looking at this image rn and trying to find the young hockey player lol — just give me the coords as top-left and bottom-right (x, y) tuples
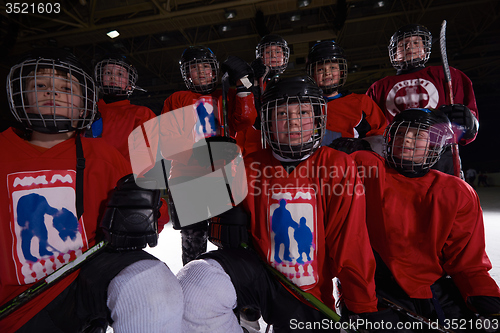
(92, 54), (157, 164)
(351, 108), (500, 331)
(238, 34), (291, 157)
(161, 45), (257, 265)
(306, 40), (387, 154)
(176, 75), (385, 333)
(366, 24), (479, 175)
(0, 48), (183, 333)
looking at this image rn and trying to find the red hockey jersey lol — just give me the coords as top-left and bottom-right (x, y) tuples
(323, 92), (388, 145)
(97, 99), (157, 162)
(0, 128), (131, 332)
(352, 150), (500, 300)
(242, 147), (378, 314)
(366, 66), (478, 144)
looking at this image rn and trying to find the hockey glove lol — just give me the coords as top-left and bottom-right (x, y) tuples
(329, 137), (373, 154)
(190, 136), (240, 169)
(438, 104), (478, 141)
(353, 308), (401, 333)
(250, 57), (268, 80)
(468, 296), (500, 332)
(100, 174), (161, 250)
(208, 205), (249, 249)
(221, 55), (254, 89)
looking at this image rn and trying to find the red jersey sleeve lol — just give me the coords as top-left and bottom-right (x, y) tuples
(323, 151), (378, 313)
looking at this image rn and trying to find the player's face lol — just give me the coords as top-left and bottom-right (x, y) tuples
(263, 45), (285, 68)
(189, 62), (214, 86)
(272, 103), (314, 145)
(392, 126), (429, 163)
(396, 35), (426, 62)
(102, 64), (130, 90)
(313, 61), (340, 87)
(26, 68), (83, 120)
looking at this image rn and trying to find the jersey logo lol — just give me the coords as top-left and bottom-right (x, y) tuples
(268, 188), (318, 290)
(386, 79), (439, 118)
(194, 96), (220, 140)
(8, 170), (87, 284)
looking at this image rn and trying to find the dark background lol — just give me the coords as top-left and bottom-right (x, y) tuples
(0, 0), (498, 172)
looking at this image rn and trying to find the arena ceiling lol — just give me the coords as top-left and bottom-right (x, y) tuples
(1, 0), (499, 112)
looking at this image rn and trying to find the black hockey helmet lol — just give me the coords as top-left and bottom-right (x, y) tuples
(261, 74), (326, 160)
(388, 24), (432, 71)
(384, 108), (453, 177)
(306, 40), (348, 95)
(255, 34), (290, 74)
(179, 46), (219, 94)
(7, 48), (97, 134)
(94, 53), (140, 97)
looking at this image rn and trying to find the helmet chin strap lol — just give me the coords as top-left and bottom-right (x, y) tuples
(26, 113), (78, 134)
(271, 139), (320, 162)
(272, 150), (311, 162)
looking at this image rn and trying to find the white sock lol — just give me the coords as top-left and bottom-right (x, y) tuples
(107, 259), (184, 333)
(177, 259), (243, 333)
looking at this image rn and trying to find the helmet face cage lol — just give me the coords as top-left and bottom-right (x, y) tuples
(307, 58), (348, 94)
(256, 40), (290, 74)
(388, 25), (432, 70)
(383, 120), (449, 175)
(94, 58), (138, 96)
(180, 57), (219, 94)
(7, 57), (96, 134)
(261, 96), (326, 160)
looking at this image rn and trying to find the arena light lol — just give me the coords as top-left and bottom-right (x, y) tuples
(107, 30), (120, 39)
(220, 25), (232, 32)
(224, 10), (237, 20)
(297, 0), (310, 8)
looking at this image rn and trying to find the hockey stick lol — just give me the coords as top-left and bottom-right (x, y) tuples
(240, 243), (359, 333)
(381, 298), (455, 333)
(0, 240), (108, 320)
(221, 72), (230, 138)
(439, 20), (462, 178)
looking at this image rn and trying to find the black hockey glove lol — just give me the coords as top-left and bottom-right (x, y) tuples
(329, 137), (373, 154)
(208, 205), (249, 249)
(250, 57), (268, 80)
(468, 295), (500, 332)
(352, 308), (401, 333)
(221, 55), (254, 88)
(100, 174), (161, 250)
(438, 104), (478, 141)
(191, 136), (240, 168)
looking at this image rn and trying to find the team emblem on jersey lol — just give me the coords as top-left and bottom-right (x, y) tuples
(268, 187), (318, 290)
(386, 78), (439, 118)
(194, 96), (220, 140)
(8, 170), (87, 284)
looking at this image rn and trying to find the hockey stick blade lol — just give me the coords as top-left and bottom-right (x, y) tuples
(0, 240), (108, 320)
(381, 298), (456, 333)
(440, 20), (452, 93)
(440, 19), (462, 178)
